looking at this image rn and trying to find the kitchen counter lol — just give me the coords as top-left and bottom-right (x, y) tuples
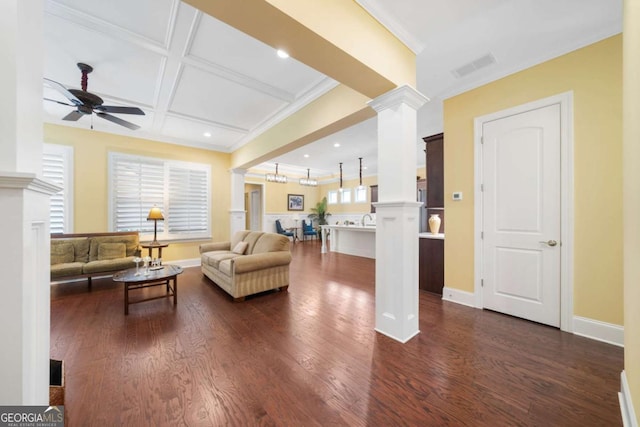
(419, 232), (445, 240)
(320, 225), (376, 258)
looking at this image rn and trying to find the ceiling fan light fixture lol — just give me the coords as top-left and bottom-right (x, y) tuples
(266, 163), (288, 184)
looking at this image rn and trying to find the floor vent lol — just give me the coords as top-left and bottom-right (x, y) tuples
(451, 53), (497, 79)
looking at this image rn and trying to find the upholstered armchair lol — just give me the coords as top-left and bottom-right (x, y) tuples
(302, 219), (318, 241)
(275, 219), (294, 240)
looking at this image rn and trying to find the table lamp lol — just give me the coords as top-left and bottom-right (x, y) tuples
(147, 206), (164, 245)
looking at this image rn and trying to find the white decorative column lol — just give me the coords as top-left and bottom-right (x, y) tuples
(229, 168), (247, 236)
(0, 0), (58, 405)
(368, 85), (429, 343)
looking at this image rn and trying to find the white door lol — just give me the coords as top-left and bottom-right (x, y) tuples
(482, 103), (561, 327)
(250, 190), (261, 231)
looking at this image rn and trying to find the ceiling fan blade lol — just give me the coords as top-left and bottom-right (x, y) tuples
(43, 78), (83, 106)
(62, 110), (84, 121)
(96, 112), (140, 130)
(95, 105), (145, 115)
(44, 97), (75, 107)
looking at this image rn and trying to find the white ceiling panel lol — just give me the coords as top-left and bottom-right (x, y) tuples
(170, 65), (288, 129)
(189, 13), (325, 97)
(44, 14), (163, 107)
(49, 0), (176, 46)
(161, 115), (246, 149)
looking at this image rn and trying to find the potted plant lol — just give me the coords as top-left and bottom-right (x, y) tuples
(308, 196), (331, 226)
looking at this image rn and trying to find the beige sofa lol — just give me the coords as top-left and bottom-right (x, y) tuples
(51, 232), (139, 288)
(199, 231), (291, 301)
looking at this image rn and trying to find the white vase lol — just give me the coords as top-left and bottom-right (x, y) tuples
(428, 214), (441, 234)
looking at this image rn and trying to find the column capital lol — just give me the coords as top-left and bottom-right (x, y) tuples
(0, 172), (61, 196)
(367, 84), (429, 112)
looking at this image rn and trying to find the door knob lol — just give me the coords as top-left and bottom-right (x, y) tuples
(539, 240), (558, 247)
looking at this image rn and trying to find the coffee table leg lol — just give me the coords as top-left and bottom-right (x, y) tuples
(174, 277), (178, 306)
(124, 282), (129, 315)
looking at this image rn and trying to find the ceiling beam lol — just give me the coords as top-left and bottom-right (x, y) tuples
(183, 0), (416, 168)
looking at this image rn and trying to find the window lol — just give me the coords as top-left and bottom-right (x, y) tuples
(43, 144), (73, 234)
(327, 190), (338, 204)
(354, 186), (367, 203)
(109, 152), (210, 241)
(340, 188), (352, 204)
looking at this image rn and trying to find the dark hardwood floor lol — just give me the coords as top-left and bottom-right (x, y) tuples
(50, 239), (623, 426)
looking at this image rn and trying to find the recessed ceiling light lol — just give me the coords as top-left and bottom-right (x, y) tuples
(304, 154), (309, 158)
(277, 49), (289, 59)
(333, 143), (340, 148)
(203, 132), (212, 137)
(363, 166), (368, 170)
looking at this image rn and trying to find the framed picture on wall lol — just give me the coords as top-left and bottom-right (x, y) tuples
(288, 194), (304, 211)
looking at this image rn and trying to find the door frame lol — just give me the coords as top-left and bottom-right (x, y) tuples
(245, 181), (266, 232)
(473, 91), (574, 332)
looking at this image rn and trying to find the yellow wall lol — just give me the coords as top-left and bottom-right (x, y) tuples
(44, 124), (232, 262)
(319, 176), (377, 215)
(261, 180), (320, 215)
(623, 0), (640, 420)
(443, 35), (623, 325)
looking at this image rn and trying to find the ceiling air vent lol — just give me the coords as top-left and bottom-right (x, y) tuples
(451, 53), (496, 79)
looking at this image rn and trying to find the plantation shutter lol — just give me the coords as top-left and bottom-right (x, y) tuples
(168, 166), (208, 235)
(43, 144), (73, 234)
(111, 155), (165, 233)
(109, 152), (211, 240)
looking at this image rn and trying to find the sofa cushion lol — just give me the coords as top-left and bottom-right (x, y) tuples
(98, 243), (126, 260)
(230, 231), (251, 250)
(83, 257), (135, 274)
(218, 259), (233, 277)
(50, 262), (84, 278)
(89, 235), (138, 261)
(243, 232), (264, 255)
(253, 233), (290, 254)
(51, 242), (74, 265)
(232, 241), (248, 255)
(69, 238), (90, 263)
(202, 251), (239, 268)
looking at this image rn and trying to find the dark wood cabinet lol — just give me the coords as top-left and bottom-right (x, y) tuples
(370, 185), (378, 213)
(424, 133), (444, 207)
(423, 133), (444, 232)
(419, 237), (444, 294)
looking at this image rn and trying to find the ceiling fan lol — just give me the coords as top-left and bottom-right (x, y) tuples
(44, 63), (144, 130)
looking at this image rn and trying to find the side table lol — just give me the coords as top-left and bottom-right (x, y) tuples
(141, 242), (169, 259)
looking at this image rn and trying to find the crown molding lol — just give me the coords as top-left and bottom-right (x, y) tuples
(0, 173), (62, 196)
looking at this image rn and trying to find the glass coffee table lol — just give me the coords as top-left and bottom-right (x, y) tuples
(112, 265), (183, 315)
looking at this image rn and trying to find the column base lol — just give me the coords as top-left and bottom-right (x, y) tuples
(374, 201), (422, 343)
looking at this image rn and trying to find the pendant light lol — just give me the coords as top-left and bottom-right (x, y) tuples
(357, 157), (365, 190)
(338, 162), (343, 192)
(266, 163), (287, 183)
(299, 168), (317, 187)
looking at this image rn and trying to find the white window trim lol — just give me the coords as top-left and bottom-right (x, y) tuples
(108, 152), (211, 242)
(43, 143), (74, 234)
(354, 185), (368, 203)
(340, 188), (352, 204)
(327, 190), (338, 205)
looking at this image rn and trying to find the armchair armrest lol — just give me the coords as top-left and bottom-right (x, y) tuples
(232, 251), (292, 274)
(200, 241), (231, 253)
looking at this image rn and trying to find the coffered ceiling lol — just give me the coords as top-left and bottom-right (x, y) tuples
(42, 0), (622, 181)
(43, 0), (335, 151)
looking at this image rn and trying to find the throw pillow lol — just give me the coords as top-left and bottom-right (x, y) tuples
(232, 241), (248, 255)
(51, 242), (74, 265)
(98, 243), (126, 261)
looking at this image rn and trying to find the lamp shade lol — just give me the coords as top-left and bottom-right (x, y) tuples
(147, 206), (164, 221)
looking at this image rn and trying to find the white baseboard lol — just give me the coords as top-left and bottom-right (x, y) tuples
(620, 370), (638, 427)
(441, 286), (476, 308)
(573, 316), (624, 347)
(172, 258), (200, 268)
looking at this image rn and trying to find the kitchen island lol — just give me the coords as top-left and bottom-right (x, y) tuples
(320, 225), (376, 259)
